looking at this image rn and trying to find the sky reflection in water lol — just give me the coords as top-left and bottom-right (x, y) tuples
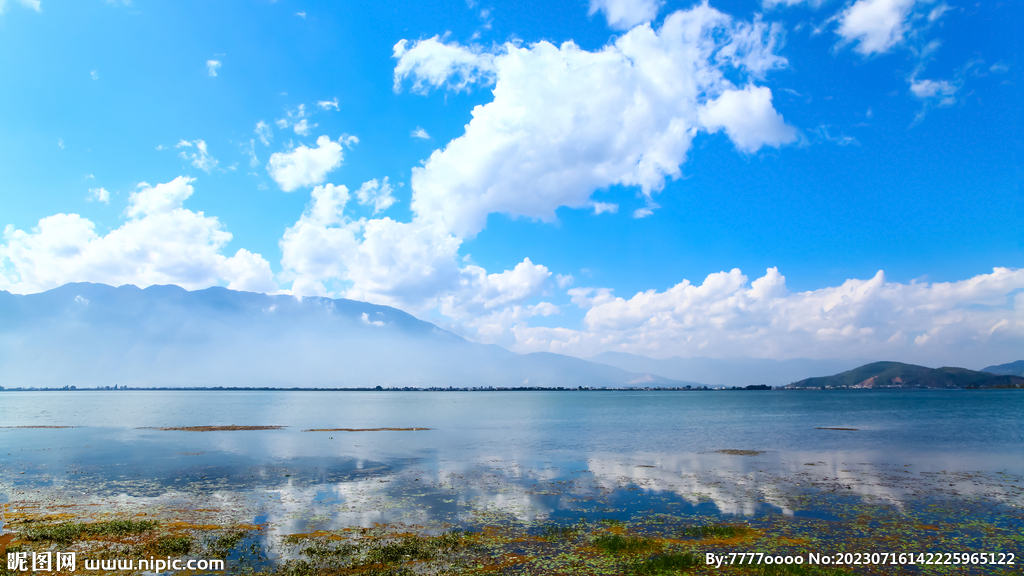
(1, 390), (1022, 540)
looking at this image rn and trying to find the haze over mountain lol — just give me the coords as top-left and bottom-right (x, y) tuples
(590, 352), (869, 388)
(0, 283), (691, 389)
(787, 361), (1024, 389)
(982, 360), (1024, 377)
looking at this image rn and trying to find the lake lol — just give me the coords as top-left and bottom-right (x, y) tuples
(1, 389), (1022, 574)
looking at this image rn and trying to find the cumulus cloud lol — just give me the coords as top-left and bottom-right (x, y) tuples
(0, 177), (277, 294)
(698, 85), (797, 153)
(393, 36), (496, 94)
(399, 4), (793, 237)
(87, 187), (109, 204)
(278, 185), (555, 343)
(588, 0), (663, 30)
(836, 0), (917, 56)
(90, 70), (99, 80)
(512, 267), (1024, 368)
(355, 177), (397, 214)
(592, 202), (618, 215)
(176, 139), (219, 173)
(0, 0), (40, 14)
(206, 59), (222, 77)
(266, 135), (350, 192)
(410, 127), (431, 139)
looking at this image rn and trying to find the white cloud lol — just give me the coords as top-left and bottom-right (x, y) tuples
(206, 59), (222, 77)
(909, 77), (956, 102)
(317, 98), (339, 111)
(176, 139), (219, 173)
(926, 2), (950, 22)
(278, 186), (555, 343)
(276, 104), (318, 136)
(361, 312), (385, 327)
(592, 202), (618, 215)
(266, 135), (348, 192)
(355, 177), (397, 214)
(588, 0), (663, 30)
(0, 176), (277, 294)
(512, 267), (1024, 368)
(90, 70), (99, 80)
(698, 85), (797, 153)
(556, 273), (574, 288)
(393, 36), (496, 94)
(400, 5), (792, 238)
(255, 120), (272, 146)
(87, 187), (109, 204)
(836, 0), (917, 56)
(633, 206), (654, 218)
(296, 11), (306, 18)
(762, 0), (826, 8)
(410, 127), (431, 139)
(57, 139), (64, 149)
(0, 0), (40, 14)
(292, 119), (313, 136)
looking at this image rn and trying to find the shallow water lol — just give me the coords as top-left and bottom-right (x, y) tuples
(1, 389), (1022, 573)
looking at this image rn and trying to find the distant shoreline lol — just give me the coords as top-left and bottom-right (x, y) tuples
(0, 384), (1018, 392)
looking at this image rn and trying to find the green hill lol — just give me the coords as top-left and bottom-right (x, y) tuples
(787, 361), (1024, 389)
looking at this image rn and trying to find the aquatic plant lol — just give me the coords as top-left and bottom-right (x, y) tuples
(676, 524), (742, 538)
(540, 522), (578, 540)
(151, 535), (192, 555)
(23, 519), (159, 544)
(592, 534), (659, 554)
(630, 552), (700, 574)
(207, 530), (251, 558)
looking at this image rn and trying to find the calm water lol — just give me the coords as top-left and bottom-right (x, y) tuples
(2, 389), (1023, 555)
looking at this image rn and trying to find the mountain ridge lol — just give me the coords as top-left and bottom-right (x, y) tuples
(982, 360), (1024, 377)
(0, 283), (689, 389)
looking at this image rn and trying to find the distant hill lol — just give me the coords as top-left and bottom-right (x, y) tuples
(590, 351), (868, 387)
(787, 361), (1024, 389)
(0, 283), (688, 389)
(982, 360), (1024, 377)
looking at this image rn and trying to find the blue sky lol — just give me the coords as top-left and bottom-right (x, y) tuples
(0, 0), (1020, 367)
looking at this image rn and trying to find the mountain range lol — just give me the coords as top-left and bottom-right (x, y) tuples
(982, 360), (1024, 377)
(0, 283), (692, 389)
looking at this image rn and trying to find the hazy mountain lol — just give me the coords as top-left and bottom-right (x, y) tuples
(589, 351), (868, 387)
(0, 283), (686, 389)
(787, 361), (1024, 389)
(982, 360), (1024, 377)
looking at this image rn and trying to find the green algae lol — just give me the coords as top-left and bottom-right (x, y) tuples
(21, 519), (159, 544)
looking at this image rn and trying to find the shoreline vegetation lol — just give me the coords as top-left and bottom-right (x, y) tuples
(2, 473), (1020, 576)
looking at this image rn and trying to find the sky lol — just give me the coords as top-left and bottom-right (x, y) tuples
(0, 0), (1020, 368)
